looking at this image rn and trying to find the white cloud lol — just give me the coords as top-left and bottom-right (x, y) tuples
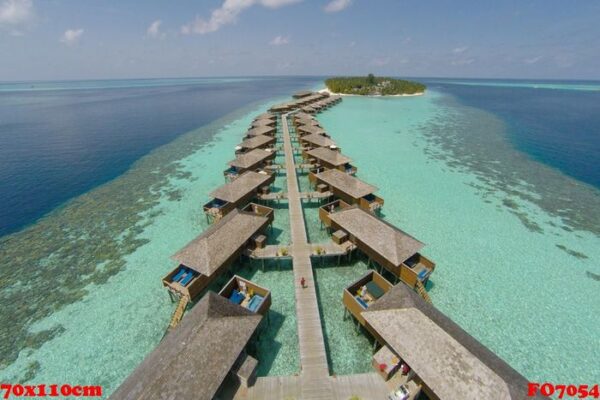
(181, 0), (301, 35)
(452, 46), (469, 54)
(269, 35), (289, 45)
(146, 19), (162, 38)
(451, 58), (475, 66)
(524, 55), (542, 65)
(60, 28), (84, 46)
(324, 0), (351, 13)
(0, 0), (33, 34)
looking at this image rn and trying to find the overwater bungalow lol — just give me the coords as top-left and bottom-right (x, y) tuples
(301, 105), (316, 114)
(245, 125), (276, 138)
(305, 147), (357, 175)
(203, 171), (275, 220)
(255, 112), (276, 121)
(319, 204), (435, 288)
(343, 270), (393, 326)
(299, 133), (338, 152)
(293, 90), (313, 99)
(162, 208), (272, 300)
(109, 292), (263, 400)
(310, 169), (384, 212)
(294, 118), (321, 129)
(269, 102), (293, 113)
(219, 275), (272, 315)
(250, 118), (276, 128)
(235, 134), (276, 154)
(360, 284), (542, 400)
(296, 124), (328, 137)
(224, 148), (276, 180)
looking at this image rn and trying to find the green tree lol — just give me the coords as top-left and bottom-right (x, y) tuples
(367, 73), (375, 84)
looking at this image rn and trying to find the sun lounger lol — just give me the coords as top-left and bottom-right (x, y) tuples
(355, 295), (369, 309)
(180, 270), (196, 286)
(366, 281), (385, 299)
(229, 290), (245, 305)
(171, 267), (186, 282)
(247, 295), (264, 312)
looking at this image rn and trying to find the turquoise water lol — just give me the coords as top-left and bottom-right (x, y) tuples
(317, 92), (600, 384)
(234, 264), (299, 376)
(313, 260), (375, 376)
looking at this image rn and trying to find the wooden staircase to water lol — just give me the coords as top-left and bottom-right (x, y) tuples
(415, 280), (432, 304)
(168, 296), (189, 330)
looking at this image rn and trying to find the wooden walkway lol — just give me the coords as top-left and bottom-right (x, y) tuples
(281, 112), (332, 398)
(236, 111), (391, 399)
(235, 373), (391, 400)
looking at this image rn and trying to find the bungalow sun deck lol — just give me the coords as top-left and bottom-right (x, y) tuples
(162, 207), (273, 301)
(319, 204), (435, 289)
(224, 148), (276, 180)
(310, 168), (384, 213)
(305, 147), (357, 175)
(343, 270), (393, 327)
(203, 171), (275, 221)
(218, 275), (272, 316)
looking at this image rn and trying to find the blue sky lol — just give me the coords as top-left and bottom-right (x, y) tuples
(1, 0), (599, 81)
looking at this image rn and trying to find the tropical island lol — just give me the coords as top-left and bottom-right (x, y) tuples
(324, 74), (426, 96)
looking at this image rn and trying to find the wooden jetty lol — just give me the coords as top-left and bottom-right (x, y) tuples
(117, 90), (541, 400)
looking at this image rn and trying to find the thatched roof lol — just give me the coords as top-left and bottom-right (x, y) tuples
(110, 292), (261, 400)
(297, 125), (327, 136)
(363, 285), (541, 400)
(293, 90), (313, 99)
(270, 103), (292, 112)
(210, 171), (272, 203)
(301, 106), (315, 113)
(239, 134), (275, 150)
(246, 126), (276, 137)
(315, 169), (377, 199)
(294, 111), (313, 120)
(255, 112), (276, 121)
(228, 148), (273, 169)
(251, 119), (275, 128)
(306, 147), (352, 166)
(296, 118), (321, 127)
(171, 209), (268, 275)
(301, 133), (336, 148)
(329, 206), (423, 266)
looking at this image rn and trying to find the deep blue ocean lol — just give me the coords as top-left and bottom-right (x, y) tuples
(1, 77), (599, 237)
(422, 79), (600, 189)
(0, 77), (319, 236)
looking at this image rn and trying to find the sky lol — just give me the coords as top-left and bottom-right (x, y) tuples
(0, 0), (599, 81)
